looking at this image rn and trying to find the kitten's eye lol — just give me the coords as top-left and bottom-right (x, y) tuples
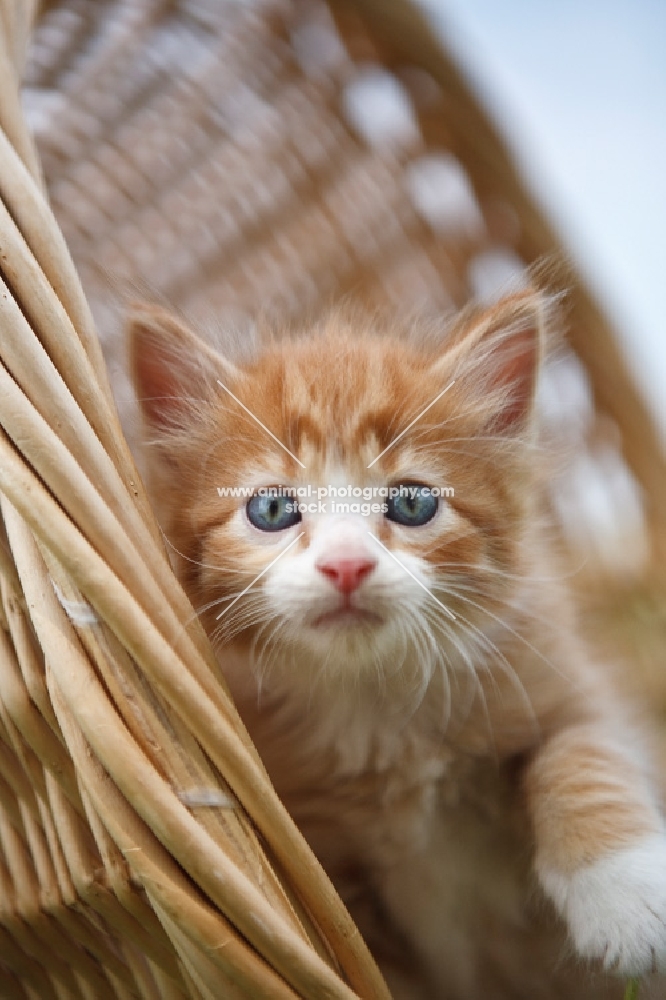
(385, 484), (438, 527)
(246, 492), (302, 532)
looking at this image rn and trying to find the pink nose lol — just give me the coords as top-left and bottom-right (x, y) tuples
(317, 557), (377, 594)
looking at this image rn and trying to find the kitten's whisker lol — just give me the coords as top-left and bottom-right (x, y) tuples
(212, 604), (275, 647)
(251, 611), (294, 679)
(421, 605), (493, 743)
(399, 613), (431, 708)
(250, 615), (288, 692)
(404, 607), (450, 721)
(215, 604), (272, 641)
(432, 580), (572, 636)
(435, 584), (575, 690)
(161, 574), (268, 656)
(426, 593), (540, 741)
(216, 533), (304, 620)
(195, 588), (267, 617)
(366, 532), (456, 621)
(431, 560), (581, 586)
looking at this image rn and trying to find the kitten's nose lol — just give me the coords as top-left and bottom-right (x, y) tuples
(317, 556), (377, 594)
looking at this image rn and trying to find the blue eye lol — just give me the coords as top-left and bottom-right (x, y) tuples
(246, 492), (301, 532)
(385, 484), (438, 526)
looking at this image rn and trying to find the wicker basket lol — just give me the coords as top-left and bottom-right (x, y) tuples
(1, 1), (665, 997)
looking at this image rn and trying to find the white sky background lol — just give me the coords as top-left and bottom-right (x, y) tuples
(417, 0), (666, 434)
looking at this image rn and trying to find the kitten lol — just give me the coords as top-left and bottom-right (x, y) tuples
(128, 294), (666, 1000)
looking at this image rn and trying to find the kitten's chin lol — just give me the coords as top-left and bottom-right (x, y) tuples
(311, 607), (384, 629)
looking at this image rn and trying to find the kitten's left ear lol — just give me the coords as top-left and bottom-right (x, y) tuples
(437, 291), (544, 436)
(127, 302), (243, 434)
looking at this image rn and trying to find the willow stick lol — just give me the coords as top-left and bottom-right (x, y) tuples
(47, 671), (306, 1000)
(0, 426), (390, 1000)
(0, 13), (42, 184)
(37, 613), (359, 1000)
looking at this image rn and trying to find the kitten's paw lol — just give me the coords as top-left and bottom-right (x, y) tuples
(541, 834), (666, 974)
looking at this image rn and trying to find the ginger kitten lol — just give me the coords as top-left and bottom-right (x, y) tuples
(129, 294), (666, 999)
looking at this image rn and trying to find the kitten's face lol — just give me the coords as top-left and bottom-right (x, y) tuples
(130, 300), (541, 698)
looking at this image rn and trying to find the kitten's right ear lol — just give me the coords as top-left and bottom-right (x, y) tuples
(432, 291), (545, 437)
(128, 303), (242, 432)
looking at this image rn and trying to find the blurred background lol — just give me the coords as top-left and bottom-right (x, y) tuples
(422, 0), (666, 438)
(23, 0), (666, 596)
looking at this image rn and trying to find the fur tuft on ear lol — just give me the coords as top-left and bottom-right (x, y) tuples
(437, 291), (545, 436)
(127, 303), (242, 433)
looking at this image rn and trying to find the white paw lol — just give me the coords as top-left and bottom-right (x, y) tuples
(540, 834), (666, 974)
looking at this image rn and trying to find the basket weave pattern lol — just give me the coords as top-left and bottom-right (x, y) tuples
(0, 1), (664, 997)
